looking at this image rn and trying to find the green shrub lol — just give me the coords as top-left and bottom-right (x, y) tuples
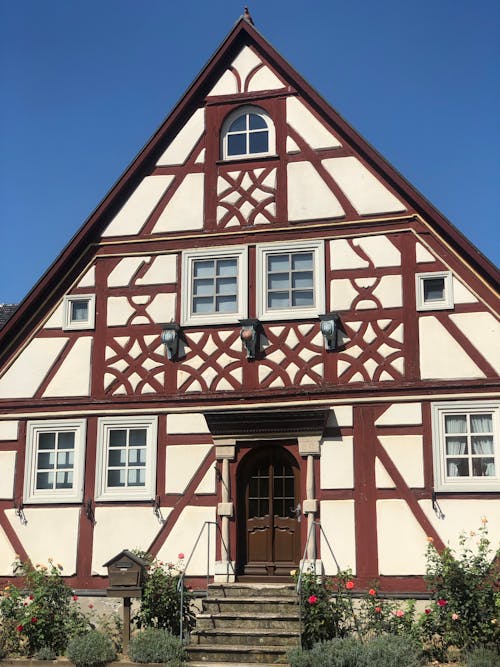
(34, 645), (57, 660)
(127, 627), (185, 665)
(287, 646), (315, 667)
(313, 637), (365, 666)
(466, 646), (500, 667)
(66, 630), (116, 667)
(362, 634), (424, 667)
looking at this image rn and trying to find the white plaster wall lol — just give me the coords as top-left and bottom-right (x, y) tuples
(44, 303), (64, 329)
(452, 278), (478, 304)
(416, 243), (436, 263)
(108, 257), (148, 287)
(449, 312), (500, 373)
(353, 236), (401, 267)
(376, 435), (424, 488)
(320, 501), (356, 575)
(0, 420), (18, 440)
(165, 444), (213, 494)
(43, 337), (92, 397)
(145, 294), (176, 323)
(137, 255), (177, 285)
(152, 173), (204, 232)
(0, 338), (68, 398)
(107, 297), (135, 326)
(377, 500), (428, 575)
(167, 413), (210, 434)
(248, 65), (283, 92)
(330, 239), (369, 270)
(287, 162), (344, 221)
(0, 451), (16, 499)
(92, 507), (168, 575)
(372, 275), (403, 308)
(0, 525), (17, 575)
(77, 266), (96, 288)
(156, 505), (216, 576)
(330, 275), (402, 311)
(102, 176), (174, 237)
(156, 108), (205, 166)
(196, 464), (216, 494)
(230, 46), (262, 86)
(326, 405), (353, 427)
(419, 316), (484, 379)
(375, 403), (422, 426)
(208, 69), (238, 96)
(6, 507), (80, 575)
(420, 499), (500, 553)
(320, 436), (354, 489)
(323, 157), (406, 215)
(286, 97), (341, 150)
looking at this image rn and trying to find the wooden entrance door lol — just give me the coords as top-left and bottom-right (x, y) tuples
(238, 446), (301, 577)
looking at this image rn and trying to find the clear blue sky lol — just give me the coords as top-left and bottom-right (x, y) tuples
(1, 0), (499, 304)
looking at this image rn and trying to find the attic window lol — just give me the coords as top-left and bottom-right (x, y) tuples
(221, 106), (275, 160)
(63, 294), (96, 330)
(416, 272), (453, 311)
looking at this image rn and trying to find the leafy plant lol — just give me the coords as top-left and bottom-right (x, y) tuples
(66, 630), (116, 667)
(466, 645), (500, 667)
(362, 634), (424, 667)
(127, 627), (185, 665)
(34, 645), (57, 660)
(132, 553), (195, 637)
(356, 586), (419, 640)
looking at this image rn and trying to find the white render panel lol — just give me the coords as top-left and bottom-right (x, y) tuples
(375, 403), (422, 426)
(372, 275), (403, 308)
(353, 236), (401, 267)
(107, 297), (135, 326)
(323, 157), (406, 214)
(157, 506), (216, 576)
(156, 108), (205, 166)
(77, 266), (96, 288)
(320, 501), (356, 575)
(0, 421), (18, 440)
(92, 507), (166, 575)
(208, 69), (238, 96)
(0, 338), (68, 398)
(330, 279), (359, 311)
(108, 257), (148, 287)
(286, 97), (341, 149)
(419, 317), (485, 379)
(420, 499), (500, 554)
(137, 254), (178, 285)
(43, 337), (92, 397)
(165, 444), (213, 494)
(415, 242), (436, 263)
(320, 436), (354, 489)
(376, 435), (424, 488)
(0, 452), (16, 499)
(102, 176), (174, 237)
(167, 413), (210, 434)
(230, 46), (262, 87)
(449, 312), (500, 373)
(152, 173), (204, 232)
(145, 293), (176, 323)
(6, 507), (80, 575)
(248, 65), (283, 91)
(377, 500), (428, 575)
(196, 464), (216, 494)
(287, 161), (344, 221)
(44, 303), (64, 329)
(327, 406), (353, 427)
(452, 277), (478, 304)
(0, 525), (17, 575)
(330, 239), (369, 270)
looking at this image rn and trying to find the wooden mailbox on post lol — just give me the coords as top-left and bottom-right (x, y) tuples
(103, 550), (149, 652)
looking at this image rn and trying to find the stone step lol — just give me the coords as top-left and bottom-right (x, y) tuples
(196, 611), (299, 630)
(208, 583), (296, 598)
(202, 595), (299, 615)
(191, 627), (300, 647)
(186, 644), (291, 664)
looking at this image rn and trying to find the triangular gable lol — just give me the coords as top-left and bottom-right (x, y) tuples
(1, 17), (498, 366)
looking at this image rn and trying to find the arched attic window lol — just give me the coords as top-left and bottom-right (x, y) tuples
(221, 105), (275, 160)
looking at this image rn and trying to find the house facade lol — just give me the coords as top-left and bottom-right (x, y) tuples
(0, 18), (498, 594)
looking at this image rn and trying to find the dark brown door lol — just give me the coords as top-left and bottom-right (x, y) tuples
(238, 446), (300, 577)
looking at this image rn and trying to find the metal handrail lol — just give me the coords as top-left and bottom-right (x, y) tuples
(176, 520), (235, 641)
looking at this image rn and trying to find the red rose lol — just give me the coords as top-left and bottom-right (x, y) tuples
(346, 581), (354, 590)
(308, 595), (318, 604)
(425, 608), (432, 614)
(31, 617), (37, 623)
(368, 588), (376, 596)
(437, 599), (447, 607)
(375, 606), (382, 613)
(16, 624), (24, 632)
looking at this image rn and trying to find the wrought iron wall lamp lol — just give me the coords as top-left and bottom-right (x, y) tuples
(319, 312), (342, 351)
(239, 319), (262, 359)
(161, 323), (184, 360)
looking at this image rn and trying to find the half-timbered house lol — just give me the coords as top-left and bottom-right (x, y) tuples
(0, 16), (499, 595)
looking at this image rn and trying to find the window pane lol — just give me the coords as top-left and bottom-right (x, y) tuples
(129, 429), (146, 447)
(217, 258), (237, 276)
(58, 432), (75, 449)
(193, 296), (214, 313)
(292, 290), (314, 306)
(108, 449), (126, 466)
(128, 469), (145, 486)
(71, 300), (89, 321)
(193, 278), (214, 297)
(424, 278), (445, 302)
(57, 451), (74, 468)
(249, 113), (267, 129)
(268, 273), (290, 290)
(216, 295), (237, 312)
(229, 115), (246, 132)
(227, 133), (246, 155)
(445, 437), (467, 455)
(109, 430), (127, 447)
(292, 253), (313, 270)
(128, 448), (146, 465)
(268, 254), (289, 272)
(292, 271), (313, 289)
(444, 415), (466, 434)
(36, 472), (54, 489)
(108, 469), (126, 487)
(268, 292), (289, 309)
(56, 471), (73, 489)
(471, 436), (493, 455)
(470, 414), (492, 433)
(39, 432), (55, 450)
(38, 452), (55, 469)
(249, 131), (268, 154)
(216, 276), (237, 295)
(193, 260), (214, 278)
(446, 459), (469, 477)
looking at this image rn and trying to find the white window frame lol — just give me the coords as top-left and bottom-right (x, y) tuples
(416, 271), (453, 311)
(63, 294), (96, 330)
(256, 240), (325, 321)
(432, 401), (500, 492)
(24, 419), (86, 504)
(95, 415), (157, 501)
(221, 105), (275, 160)
(181, 246), (248, 326)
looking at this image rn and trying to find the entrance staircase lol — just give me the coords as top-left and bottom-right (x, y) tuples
(187, 583), (300, 666)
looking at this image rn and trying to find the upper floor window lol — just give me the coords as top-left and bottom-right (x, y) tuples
(24, 419), (86, 503)
(221, 106), (275, 160)
(432, 401), (499, 492)
(416, 271), (453, 311)
(63, 294), (96, 330)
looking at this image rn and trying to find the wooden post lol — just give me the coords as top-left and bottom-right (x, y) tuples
(123, 597), (131, 653)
